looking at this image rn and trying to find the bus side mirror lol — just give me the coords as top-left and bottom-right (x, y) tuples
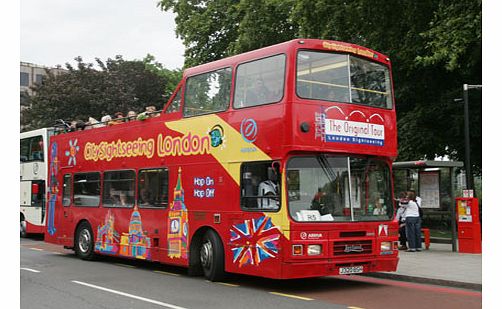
(32, 183), (39, 194)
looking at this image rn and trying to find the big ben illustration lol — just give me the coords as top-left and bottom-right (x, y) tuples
(168, 167), (188, 259)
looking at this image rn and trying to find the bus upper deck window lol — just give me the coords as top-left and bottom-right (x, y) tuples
(234, 54), (286, 109)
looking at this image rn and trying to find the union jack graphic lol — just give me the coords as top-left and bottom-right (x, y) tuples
(230, 216), (280, 267)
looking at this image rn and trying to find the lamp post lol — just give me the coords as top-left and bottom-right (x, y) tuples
(462, 84), (482, 196)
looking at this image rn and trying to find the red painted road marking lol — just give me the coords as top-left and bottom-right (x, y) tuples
(338, 275), (481, 297)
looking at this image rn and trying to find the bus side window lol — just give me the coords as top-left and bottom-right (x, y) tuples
(103, 170), (136, 208)
(183, 67), (232, 117)
(240, 162), (280, 211)
(166, 91), (182, 113)
(63, 174), (71, 206)
(138, 168), (169, 208)
(233, 54), (286, 109)
(73, 172), (101, 207)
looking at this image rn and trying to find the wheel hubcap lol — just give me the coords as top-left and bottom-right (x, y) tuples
(200, 240), (213, 269)
(79, 229), (91, 253)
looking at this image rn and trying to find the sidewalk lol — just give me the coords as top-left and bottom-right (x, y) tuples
(368, 243), (482, 290)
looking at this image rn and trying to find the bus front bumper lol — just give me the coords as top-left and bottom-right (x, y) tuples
(280, 256), (399, 279)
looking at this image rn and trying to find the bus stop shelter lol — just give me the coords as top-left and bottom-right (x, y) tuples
(392, 160), (464, 252)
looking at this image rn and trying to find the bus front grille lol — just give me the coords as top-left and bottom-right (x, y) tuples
(333, 240), (372, 256)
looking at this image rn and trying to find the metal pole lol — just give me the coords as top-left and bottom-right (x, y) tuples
(450, 167), (457, 252)
(462, 84), (474, 195)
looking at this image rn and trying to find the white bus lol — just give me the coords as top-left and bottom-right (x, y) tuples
(20, 128), (53, 237)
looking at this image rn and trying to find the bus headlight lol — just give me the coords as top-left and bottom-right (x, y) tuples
(307, 245), (322, 256)
(380, 241), (392, 252)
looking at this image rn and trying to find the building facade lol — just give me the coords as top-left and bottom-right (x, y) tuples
(20, 62), (66, 103)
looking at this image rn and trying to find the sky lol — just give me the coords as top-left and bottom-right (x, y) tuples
(20, 0), (185, 70)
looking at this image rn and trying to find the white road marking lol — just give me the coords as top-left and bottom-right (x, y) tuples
(72, 280), (188, 309)
(269, 291), (313, 301)
(21, 267), (40, 273)
(30, 248), (44, 251)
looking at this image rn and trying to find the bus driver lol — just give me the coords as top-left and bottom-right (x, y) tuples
(258, 167), (279, 210)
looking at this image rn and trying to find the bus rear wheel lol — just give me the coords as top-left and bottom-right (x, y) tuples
(75, 222), (95, 260)
(200, 230), (225, 281)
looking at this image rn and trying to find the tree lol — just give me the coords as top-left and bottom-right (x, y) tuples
(158, 0), (298, 66)
(21, 56), (182, 131)
(158, 0), (243, 67)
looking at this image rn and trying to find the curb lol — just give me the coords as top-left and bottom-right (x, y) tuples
(363, 272), (482, 291)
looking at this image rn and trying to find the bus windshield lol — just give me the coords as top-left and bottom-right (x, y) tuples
(296, 51), (393, 109)
(287, 155), (393, 222)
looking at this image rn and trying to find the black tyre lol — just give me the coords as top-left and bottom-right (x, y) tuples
(75, 222), (95, 260)
(200, 229), (225, 281)
(187, 235), (203, 277)
(20, 215), (27, 238)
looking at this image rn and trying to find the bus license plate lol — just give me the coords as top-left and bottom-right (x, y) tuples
(339, 266), (363, 275)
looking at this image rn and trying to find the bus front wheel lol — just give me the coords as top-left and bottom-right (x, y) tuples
(75, 222), (95, 260)
(200, 230), (225, 281)
(20, 215), (27, 238)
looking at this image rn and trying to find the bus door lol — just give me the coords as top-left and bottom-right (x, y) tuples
(57, 174), (74, 246)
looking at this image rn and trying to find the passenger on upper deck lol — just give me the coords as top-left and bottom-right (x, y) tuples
(146, 106), (160, 117)
(101, 115), (112, 125)
(108, 112), (125, 125)
(85, 117), (100, 129)
(127, 110), (137, 121)
(247, 78), (272, 105)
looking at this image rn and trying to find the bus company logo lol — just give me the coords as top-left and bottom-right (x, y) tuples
(85, 132), (214, 162)
(209, 124), (225, 148)
(344, 244), (364, 253)
(315, 106), (385, 147)
(240, 118), (258, 143)
(300, 232), (323, 240)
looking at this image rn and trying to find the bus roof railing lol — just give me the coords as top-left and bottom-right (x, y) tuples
(52, 110), (162, 134)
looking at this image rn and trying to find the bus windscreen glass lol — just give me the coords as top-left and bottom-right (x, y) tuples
(287, 155), (393, 222)
(296, 51), (393, 109)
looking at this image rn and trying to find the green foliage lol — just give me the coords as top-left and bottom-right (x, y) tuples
(21, 56), (181, 131)
(416, 0), (482, 71)
(159, 0), (243, 67)
(159, 0), (481, 174)
(159, 0), (298, 66)
(143, 54), (183, 96)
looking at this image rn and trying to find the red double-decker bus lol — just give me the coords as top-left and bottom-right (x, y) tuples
(45, 39), (399, 281)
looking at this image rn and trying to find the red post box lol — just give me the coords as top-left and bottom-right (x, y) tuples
(455, 197), (482, 253)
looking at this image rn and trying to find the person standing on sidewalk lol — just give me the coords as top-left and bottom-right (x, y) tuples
(404, 191), (421, 252)
(395, 192), (408, 250)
